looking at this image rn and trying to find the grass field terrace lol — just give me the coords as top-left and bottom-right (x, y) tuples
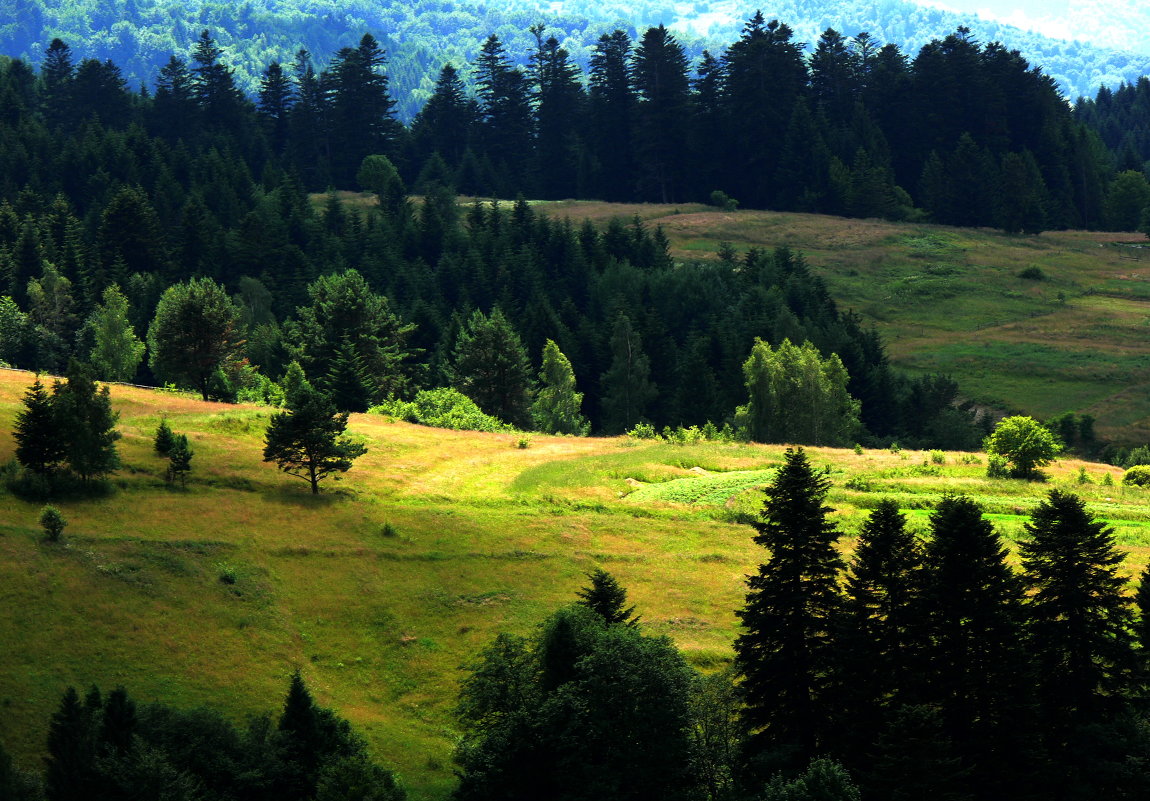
(3, 368), (1150, 798)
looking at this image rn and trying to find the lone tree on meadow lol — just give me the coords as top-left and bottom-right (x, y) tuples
(576, 568), (640, 627)
(263, 369), (367, 494)
(985, 415), (1060, 479)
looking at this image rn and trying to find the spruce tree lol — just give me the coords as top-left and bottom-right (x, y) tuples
(921, 495), (1034, 798)
(835, 499), (926, 762)
(278, 670), (324, 801)
(576, 568), (639, 627)
(154, 418), (175, 455)
(1020, 490), (1136, 738)
(43, 687), (98, 801)
(52, 361), (121, 482)
(531, 339), (589, 435)
(165, 434), (193, 487)
(14, 376), (66, 475)
(734, 447), (844, 771)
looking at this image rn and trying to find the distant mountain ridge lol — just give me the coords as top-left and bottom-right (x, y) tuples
(1, 0), (1148, 119)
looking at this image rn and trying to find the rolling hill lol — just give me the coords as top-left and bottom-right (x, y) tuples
(2, 367), (1150, 798)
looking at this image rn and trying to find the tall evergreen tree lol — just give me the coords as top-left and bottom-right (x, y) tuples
(576, 568), (639, 627)
(43, 687), (97, 801)
(921, 495), (1034, 798)
(409, 64), (477, 172)
(1020, 490), (1136, 736)
(588, 30), (636, 201)
(258, 61), (294, 155)
(327, 34), (402, 184)
(531, 338), (588, 435)
(835, 499), (926, 763)
(734, 447), (844, 772)
(190, 30), (244, 129)
(632, 25), (691, 203)
(13, 375), (65, 475)
(52, 360), (121, 482)
(450, 307), (533, 429)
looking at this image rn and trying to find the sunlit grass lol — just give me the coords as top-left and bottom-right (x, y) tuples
(2, 370), (1150, 799)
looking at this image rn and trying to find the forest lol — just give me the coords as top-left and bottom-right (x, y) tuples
(4, 8), (1150, 799)
(6, 0), (1150, 118)
(0, 17), (1148, 448)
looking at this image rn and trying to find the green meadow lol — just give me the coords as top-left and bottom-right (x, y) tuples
(2, 370), (1150, 798)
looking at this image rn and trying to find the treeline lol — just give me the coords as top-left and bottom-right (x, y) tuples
(0, 672), (405, 800)
(5, 0), (1150, 117)
(0, 36), (992, 447)
(5, 18), (1148, 233)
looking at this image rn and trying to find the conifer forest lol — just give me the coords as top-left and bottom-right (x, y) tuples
(5, 3), (1150, 800)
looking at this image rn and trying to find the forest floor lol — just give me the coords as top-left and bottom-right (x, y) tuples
(2, 370), (1149, 798)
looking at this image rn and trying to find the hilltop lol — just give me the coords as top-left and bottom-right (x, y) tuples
(2, 369), (1150, 798)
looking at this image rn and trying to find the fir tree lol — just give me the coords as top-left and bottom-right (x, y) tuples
(13, 376), (66, 475)
(52, 361), (121, 482)
(921, 495), (1034, 798)
(835, 499), (926, 762)
(531, 339), (588, 435)
(734, 447), (844, 771)
(450, 308), (533, 429)
(165, 434), (193, 487)
(153, 418), (175, 455)
(576, 568), (639, 627)
(1020, 490), (1137, 737)
(43, 687), (98, 801)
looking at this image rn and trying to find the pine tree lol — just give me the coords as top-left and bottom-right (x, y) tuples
(262, 378), (366, 494)
(13, 376), (65, 475)
(531, 339), (588, 435)
(867, 704), (971, 801)
(734, 447), (844, 771)
(576, 568), (639, 627)
(1020, 490), (1136, 736)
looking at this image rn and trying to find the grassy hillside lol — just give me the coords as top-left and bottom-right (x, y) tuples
(532, 201), (1150, 445)
(3, 370), (1150, 798)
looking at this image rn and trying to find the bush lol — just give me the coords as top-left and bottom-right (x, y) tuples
(929, 449), (946, 464)
(626, 422), (660, 440)
(986, 454), (1011, 479)
(40, 505), (66, 542)
(370, 388), (512, 433)
(1017, 266), (1046, 280)
(1123, 465), (1150, 486)
(708, 190), (738, 211)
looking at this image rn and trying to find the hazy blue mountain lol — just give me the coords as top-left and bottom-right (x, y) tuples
(2, 0), (1147, 119)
